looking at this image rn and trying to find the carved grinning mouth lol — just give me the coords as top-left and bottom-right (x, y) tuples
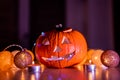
(42, 51), (75, 61)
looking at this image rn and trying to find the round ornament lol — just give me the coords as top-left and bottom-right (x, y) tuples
(14, 49), (33, 69)
(101, 50), (120, 67)
(4, 44), (34, 69)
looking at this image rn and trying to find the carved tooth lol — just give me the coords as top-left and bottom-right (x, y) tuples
(42, 51), (75, 62)
(64, 52), (75, 61)
(42, 56), (64, 61)
(67, 54), (74, 60)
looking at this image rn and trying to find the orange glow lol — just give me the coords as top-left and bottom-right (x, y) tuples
(91, 49), (107, 69)
(89, 60), (92, 64)
(32, 61), (35, 64)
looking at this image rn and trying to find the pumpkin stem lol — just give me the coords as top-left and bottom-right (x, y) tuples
(56, 24), (62, 28)
(4, 44), (23, 51)
(56, 24), (65, 31)
(59, 24), (62, 27)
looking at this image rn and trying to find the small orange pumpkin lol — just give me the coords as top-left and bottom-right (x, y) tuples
(35, 24), (87, 68)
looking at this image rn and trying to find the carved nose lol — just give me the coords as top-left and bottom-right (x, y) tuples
(53, 46), (61, 52)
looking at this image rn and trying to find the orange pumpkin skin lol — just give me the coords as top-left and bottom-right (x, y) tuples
(35, 27), (87, 68)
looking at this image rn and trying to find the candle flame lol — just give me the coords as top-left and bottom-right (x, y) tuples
(32, 61), (35, 64)
(89, 60), (92, 64)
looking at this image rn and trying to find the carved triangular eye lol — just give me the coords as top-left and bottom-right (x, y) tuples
(42, 38), (50, 45)
(62, 36), (70, 44)
(53, 46), (61, 52)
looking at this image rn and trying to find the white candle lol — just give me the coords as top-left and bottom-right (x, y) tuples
(84, 60), (96, 72)
(27, 61), (41, 73)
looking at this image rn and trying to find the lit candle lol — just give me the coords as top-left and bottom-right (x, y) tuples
(85, 71), (96, 80)
(84, 60), (96, 72)
(27, 61), (41, 73)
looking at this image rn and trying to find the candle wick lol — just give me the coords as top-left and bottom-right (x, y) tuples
(32, 61), (35, 64)
(89, 60), (92, 64)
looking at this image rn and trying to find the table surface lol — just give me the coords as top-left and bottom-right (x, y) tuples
(0, 64), (120, 80)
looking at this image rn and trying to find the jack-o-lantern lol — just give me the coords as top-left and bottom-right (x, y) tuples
(35, 24), (87, 68)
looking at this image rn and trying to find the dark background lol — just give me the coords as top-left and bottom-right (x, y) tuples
(30, 0), (65, 48)
(0, 0), (119, 53)
(113, 0), (120, 53)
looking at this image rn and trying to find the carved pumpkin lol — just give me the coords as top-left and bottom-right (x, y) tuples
(35, 24), (87, 68)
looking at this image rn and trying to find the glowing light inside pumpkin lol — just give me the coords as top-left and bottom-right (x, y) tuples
(42, 38), (50, 45)
(62, 36), (70, 44)
(42, 56), (64, 61)
(41, 51), (75, 61)
(53, 46), (61, 52)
